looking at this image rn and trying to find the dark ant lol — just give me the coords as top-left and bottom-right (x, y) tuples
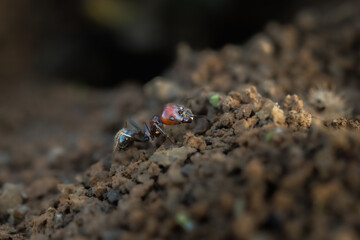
(113, 104), (198, 152)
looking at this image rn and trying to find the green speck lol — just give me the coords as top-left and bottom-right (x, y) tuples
(175, 212), (195, 231)
(265, 128), (282, 142)
(234, 198), (246, 216)
(234, 158), (241, 165)
(265, 131), (275, 142)
(209, 94), (220, 108)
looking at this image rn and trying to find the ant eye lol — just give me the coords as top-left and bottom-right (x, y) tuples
(170, 117), (175, 121)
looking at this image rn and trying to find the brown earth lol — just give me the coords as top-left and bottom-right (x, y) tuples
(1, 2), (360, 240)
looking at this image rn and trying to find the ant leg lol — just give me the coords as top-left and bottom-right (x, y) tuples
(128, 119), (148, 142)
(128, 119), (142, 131)
(143, 123), (153, 143)
(153, 123), (175, 144)
(133, 129), (149, 143)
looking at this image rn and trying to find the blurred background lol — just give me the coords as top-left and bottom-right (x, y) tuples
(0, 0), (336, 87)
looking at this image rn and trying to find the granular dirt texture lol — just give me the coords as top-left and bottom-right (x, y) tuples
(1, 2), (360, 240)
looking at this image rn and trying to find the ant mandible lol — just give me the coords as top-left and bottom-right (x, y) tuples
(113, 104), (196, 152)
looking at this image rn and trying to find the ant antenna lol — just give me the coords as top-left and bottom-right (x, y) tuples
(194, 114), (210, 122)
(184, 110), (194, 118)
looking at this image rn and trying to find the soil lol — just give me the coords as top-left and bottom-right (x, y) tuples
(1, 2), (360, 240)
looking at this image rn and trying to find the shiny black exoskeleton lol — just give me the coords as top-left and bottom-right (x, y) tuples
(113, 120), (148, 152)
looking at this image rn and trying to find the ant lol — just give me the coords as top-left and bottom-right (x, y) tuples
(113, 104), (197, 152)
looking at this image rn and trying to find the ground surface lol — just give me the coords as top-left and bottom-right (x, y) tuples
(1, 2), (360, 240)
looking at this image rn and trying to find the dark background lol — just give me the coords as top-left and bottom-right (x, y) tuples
(0, 0), (335, 87)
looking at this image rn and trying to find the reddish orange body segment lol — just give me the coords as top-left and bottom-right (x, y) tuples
(161, 104), (182, 125)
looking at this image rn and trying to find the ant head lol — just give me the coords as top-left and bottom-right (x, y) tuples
(177, 105), (194, 123)
(161, 104), (194, 125)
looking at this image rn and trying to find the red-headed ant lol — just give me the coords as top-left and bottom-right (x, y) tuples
(113, 104), (201, 152)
